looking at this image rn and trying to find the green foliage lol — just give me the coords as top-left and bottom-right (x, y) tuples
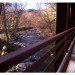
(11, 34), (19, 41)
(0, 39), (21, 53)
(0, 40), (5, 51)
(7, 43), (21, 53)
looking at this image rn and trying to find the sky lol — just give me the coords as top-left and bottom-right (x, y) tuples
(3, 1), (47, 9)
(1, 0), (75, 3)
(25, 2), (46, 9)
(1, 0), (75, 9)
(25, 2), (38, 9)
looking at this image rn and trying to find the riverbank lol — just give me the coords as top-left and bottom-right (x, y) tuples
(0, 27), (33, 33)
(0, 39), (21, 55)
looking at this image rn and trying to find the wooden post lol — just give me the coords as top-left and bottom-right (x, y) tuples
(54, 3), (70, 72)
(69, 3), (75, 47)
(70, 3), (75, 28)
(0, 3), (2, 15)
(65, 3), (70, 52)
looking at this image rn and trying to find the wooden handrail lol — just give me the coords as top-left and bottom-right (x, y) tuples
(24, 29), (75, 72)
(44, 32), (75, 72)
(57, 37), (75, 72)
(0, 27), (75, 72)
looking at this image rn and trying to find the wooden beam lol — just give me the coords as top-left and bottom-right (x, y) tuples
(0, 3), (2, 15)
(70, 3), (75, 28)
(55, 3), (70, 72)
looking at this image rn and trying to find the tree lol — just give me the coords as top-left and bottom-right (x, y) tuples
(4, 3), (27, 35)
(36, 3), (56, 35)
(14, 3), (27, 34)
(2, 3), (9, 43)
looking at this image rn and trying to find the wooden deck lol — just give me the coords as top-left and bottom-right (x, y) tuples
(66, 44), (75, 72)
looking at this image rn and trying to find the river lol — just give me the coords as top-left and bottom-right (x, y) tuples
(4, 29), (54, 72)
(13, 29), (48, 47)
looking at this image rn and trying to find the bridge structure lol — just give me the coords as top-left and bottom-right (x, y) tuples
(0, 3), (75, 72)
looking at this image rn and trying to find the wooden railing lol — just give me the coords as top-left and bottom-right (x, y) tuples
(0, 27), (75, 72)
(57, 36), (75, 72)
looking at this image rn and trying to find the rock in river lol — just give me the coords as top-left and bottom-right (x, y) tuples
(29, 56), (36, 62)
(16, 63), (27, 72)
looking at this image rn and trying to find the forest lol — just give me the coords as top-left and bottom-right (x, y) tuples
(0, 2), (56, 72)
(0, 3), (56, 55)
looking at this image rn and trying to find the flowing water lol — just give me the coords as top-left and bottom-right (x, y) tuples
(14, 29), (47, 47)
(4, 29), (54, 72)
